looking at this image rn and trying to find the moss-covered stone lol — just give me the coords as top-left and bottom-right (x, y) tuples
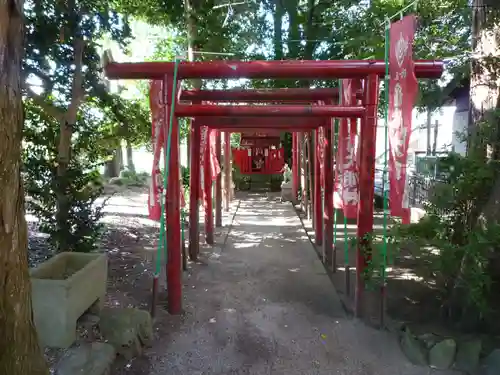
(429, 338), (456, 370)
(98, 307), (153, 360)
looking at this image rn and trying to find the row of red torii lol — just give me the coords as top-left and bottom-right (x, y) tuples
(104, 59), (443, 317)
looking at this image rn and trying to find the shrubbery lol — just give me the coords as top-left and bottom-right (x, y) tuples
(388, 149), (500, 327)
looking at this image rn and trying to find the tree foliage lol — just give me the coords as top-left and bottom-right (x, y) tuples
(22, 0), (151, 252)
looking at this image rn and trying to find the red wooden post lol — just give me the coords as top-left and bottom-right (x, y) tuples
(164, 75), (182, 315)
(297, 132), (303, 207)
(215, 131), (222, 227)
(355, 74), (379, 318)
(323, 117), (333, 268)
(224, 132), (231, 211)
(188, 112), (201, 261)
(314, 129), (323, 246)
(204, 129), (214, 245)
(292, 132), (298, 202)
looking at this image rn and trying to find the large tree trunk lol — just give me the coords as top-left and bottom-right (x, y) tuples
(55, 37), (85, 252)
(184, 0), (202, 168)
(470, 1), (500, 220)
(273, 0), (284, 60)
(126, 141), (135, 173)
(104, 147), (123, 178)
(444, 0), (500, 316)
(0, 1), (49, 373)
(469, 0), (500, 156)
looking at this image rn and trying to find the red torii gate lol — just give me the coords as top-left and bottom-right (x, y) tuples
(104, 58), (444, 317)
(179, 88), (361, 236)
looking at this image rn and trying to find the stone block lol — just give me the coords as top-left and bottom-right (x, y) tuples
(281, 181), (293, 202)
(30, 252), (108, 348)
(429, 338), (456, 370)
(55, 342), (115, 375)
(480, 348), (500, 375)
(400, 327), (428, 366)
(454, 338), (481, 373)
(98, 307), (153, 360)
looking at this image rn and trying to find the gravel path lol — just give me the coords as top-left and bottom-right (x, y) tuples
(118, 193), (459, 375)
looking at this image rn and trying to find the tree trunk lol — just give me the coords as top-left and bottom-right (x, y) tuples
(426, 107), (432, 155)
(432, 119), (439, 155)
(469, 0), (500, 157)
(184, 0), (202, 168)
(285, 0), (300, 58)
(273, 0), (284, 60)
(126, 140), (135, 173)
(0, 1), (49, 373)
(104, 147), (122, 178)
(55, 37), (85, 252)
(444, 0), (500, 313)
(116, 145), (123, 171)
(470, 1), (500, 220)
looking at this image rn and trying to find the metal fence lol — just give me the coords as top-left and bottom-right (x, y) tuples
(374, 168), (445, 209)
(408, 173), (445, 208)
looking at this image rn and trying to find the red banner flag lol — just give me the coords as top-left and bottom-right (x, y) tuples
(388, 15), (418, 224)
(199, 126), (209, 200)
(209, 129), (221, 179)
(200, 127), (221, 200)
(317, 126), (325, 188)
(334, 79), (359, 219)
(148, 80), (186, 220)
(148, 80), (164, 221)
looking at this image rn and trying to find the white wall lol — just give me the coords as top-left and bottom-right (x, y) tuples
(374, 104), (460, 170)
(452, 110), (468, 155)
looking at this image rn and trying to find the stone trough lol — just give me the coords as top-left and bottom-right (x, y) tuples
(30, 252), (108, 348)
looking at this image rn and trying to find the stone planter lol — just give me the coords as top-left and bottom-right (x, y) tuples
(30, 252), (108, 348)
(281, 181), (293, 202)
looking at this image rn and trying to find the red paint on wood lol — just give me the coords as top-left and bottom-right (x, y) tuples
(314, 129), (323, 246)
(292, 133), (298, 201)
(224, 132), (231, 211)
(355, 74), (380, 318)
(215, 131), (222, 227)
(180, 88), (363, 102)
(196, 117), (321, 127)
(164, 76), (182, 315)
(176, 104), (365, 118)
(189, 102), (201, 261)
(323, 119), (334, 267)
(204, 130), (214, 245)
(105, 60), (444, 80)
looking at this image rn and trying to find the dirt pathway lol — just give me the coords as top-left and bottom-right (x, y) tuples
(111, 192), (459, 375)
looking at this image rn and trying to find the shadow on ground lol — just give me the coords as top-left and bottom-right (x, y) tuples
(110, 192), (457, 375)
